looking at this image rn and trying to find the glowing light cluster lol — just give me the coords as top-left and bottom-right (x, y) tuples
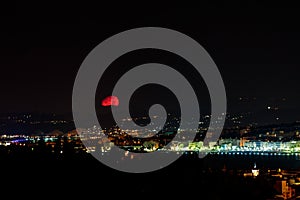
(101, 96), (119, 107)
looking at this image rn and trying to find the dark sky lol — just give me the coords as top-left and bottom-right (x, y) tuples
(1, 5), (300, 118)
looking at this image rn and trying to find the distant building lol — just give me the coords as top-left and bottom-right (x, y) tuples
(251, 162), (259, 177)
(274, 180), (296, 199)
(243, 162), (259, 178)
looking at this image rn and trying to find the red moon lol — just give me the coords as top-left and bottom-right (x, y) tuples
(101, 96), (119, 107)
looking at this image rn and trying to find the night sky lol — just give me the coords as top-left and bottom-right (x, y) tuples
(1, 6), (300, 123)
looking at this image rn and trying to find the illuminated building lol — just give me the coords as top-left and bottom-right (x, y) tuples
(251, 162), (259, 177)
(274, 180), (296, 199)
